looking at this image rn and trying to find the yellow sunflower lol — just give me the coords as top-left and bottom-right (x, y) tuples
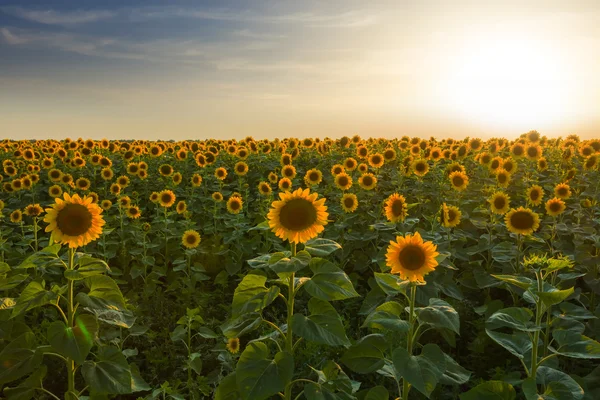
(149, 192), (160, 203)
(330, 164), (345, 176)
(489, 192), (510, 214)
(101, 200), (112, 210)
(159, 190), (176, 208)
(358, 173), (377, 190)
(49, 185), (63, 198)
(505, 207), (540, 235)
(227, 338), (240, 354)
(227, 196), (243, 214)
(43, 193), (105, 248)
(554, 183), (571, 199)
(258, 181), (272, 196)
(304, 169), (323, 186)
(281, 165), (297, 179)
(182, 230), (201, 249)
(527, 185), (544, 206)
(334, 173), (352, 191)
(545, 197), (566, 217)
(412, 159), (429, 177)
(495, 168), (511, 188)
(10, 210), (23, 223)
(368, 153), (384, 168)
(215, 167), (227, 181)
(24, 204), (44, 217)
(267, 188), (328, 244)
(176, 200), (187, 214)
(386, 232), (439, 282)
(384, 193), (408, 223)
(212, 192), (224, 202)
(340, 193), (358, 213)
(191, 174), (203, 187)
(440, 203), (461, 228)
(234, 161), (249, 176)
(449, 171), (469, 191)
(126, 205), (141, 219)
(343, 158), (358, 171)
(278, 178), (292, 192)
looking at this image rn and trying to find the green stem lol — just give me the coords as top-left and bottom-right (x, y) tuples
(284, 242), (297, 400)
(402, 285), (417, 400)
(66, 248), (76, 400)
(530, 270), (544, 378)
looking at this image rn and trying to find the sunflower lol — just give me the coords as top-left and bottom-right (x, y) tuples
(358, 173), (377, 190)
(227, 338), (240, 354)
(278, 178), (292, 192)
(234, 161), (249, 176)
(281, 165), (297, 179)
(10, 210), (23, 223)
(537, 157), (548, 171)
(75, 178), (91, 191)
(159, 190), (176, 208)
(304, 169), (323, 186)
(117, 175), (130, 188)
(119, 196), (131, 208)
(159, 164), (173, 176)
(334, 173), (352, 191)
(268, 172), (278, 184)
(525, 143), (542, 160)
(227, 196), (243, 214)
(412, 159), (429, 176)
(384, 193), (408, 223)
(126, 205), (141, 219)
(489, 192), (510, 214)
(176, 200), (187, 214)
(383, 148), (397, 162)
(545, 197), (566, 217)
(191, 174), (203, 187)
(101, 168), (114, 180)
(49, 184), (63, 198)
(43, 193), (105, 248)
(510, 143), (525, 158)
(554, 183), (571, 199)
(495, 168), (511, 188)
(331, 164), (345, 176)
(505, 207), (540, 235)
(526, 185), (544, 206)
(149, 192), (160, 203)
(440, 204), (461, 228)
(24, 204), (44, 217)
(212, 192), (224, 202)
(267, 188), (328, 244)
(368, 153), (384, 168)
(101, 200), (112, 210)
(344, 158), (358, 171)
(386, 232), (439, 282)
(182, 230), (201, 249)
(449, 171), (469, 191)
(172, 172), (182, 185)
(215, 167), (227, 181)
(341, 193), (358, 213)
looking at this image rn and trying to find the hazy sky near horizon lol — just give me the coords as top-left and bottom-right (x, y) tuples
(1, 0), (599, 141)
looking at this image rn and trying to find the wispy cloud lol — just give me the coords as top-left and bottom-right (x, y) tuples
(1, 6), (115, 25)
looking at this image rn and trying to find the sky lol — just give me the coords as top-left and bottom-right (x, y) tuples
(1, 0), (599, 141)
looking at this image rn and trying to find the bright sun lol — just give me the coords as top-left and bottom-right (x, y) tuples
(447, 30), (575, 131)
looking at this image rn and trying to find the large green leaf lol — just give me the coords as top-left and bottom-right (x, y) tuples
(341, 334), (387, 374)
(362, 301), (410, 332)
(64, 256), (110, 280)
(231, 274), (278, 318)
(487, 307), (539, 332)
(215, 372), (240, 400)
(536, 366), (584, 400)
(81, 346), (133, 395)
(550, 331), (600, 359)
(220, 312), (262, 339)
(359, 386), (389, 400)
(75, 293), (136, 328)
(10, 281), (57, 318)
(291, 298), (350, 346)
(3, 365), (47, 400)
(491, 274), (534, 290)
(415, 298), (460, 334)
(0, 274), (28, 291)
(304, 238), (342, 257)
(459, 380), (516, 400)
(0, 333), (43, 386)
(268, 250), (311, 274)
(85, 275), (126, 309)
(304, 259), (358, 301)
(392, 343), (446, 398)
(47, 314), (98, 365)
(439, 353), (471, 385)
(538, 287), (575, 307)
(485, 330), (532, 359)
(235, 342), (293, 400)
(373, 272), (411, 296)
(307, 360), (355, 400)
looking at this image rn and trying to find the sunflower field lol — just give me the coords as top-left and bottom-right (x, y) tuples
(0, 132), (599, 400)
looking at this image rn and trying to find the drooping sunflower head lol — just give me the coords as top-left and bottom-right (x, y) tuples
(527, 185), (544, 206)
(449, 171), (469, 191)
(545, 197), (566, 217)
(440, 203), (461, 228)
(489, 192), (510, 214)
(304, 169), (323, 186)
(227, 196), (243, 214)
(334, 173), (352, 191)
(159, 190), (176, 208)
(505, 207), (540, 235)
(226, 337), (240, 354)
(554, 183), (571, 199)
(386, 232), (439, 282)
(43, 193), (105, 248)
(182, 230), (201, 249)
(358, 173), (377, 190)
(340, 193), (358, 213)
(267, 188), (328, 244)
(384, 193), (408, 223)
(583, 155), (598, 171)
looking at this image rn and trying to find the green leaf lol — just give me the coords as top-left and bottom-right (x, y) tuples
(10, 281), (57, 318)
(64, 256), (110, 280)
(85, 275), (126, 309)
(373, 272), (411, 296)
(491, 274), (534, 290)
(215, 372), (240, 400)
(0, 274), (28, 291)
(341, 334), (387, 374)
(81, 346), (133, 395)
(363, 301), (410, 332)
(556, 303), (595, 320)
(268, 250), (311, 274)
(188, 352), (203, 375)
(536, 366), (584, 400)
(439, 353), (471, 385)
(304, 238), (342, 257)
(75, 293), (136, 328)
(538, 287), (575, 307)
(48, 315), (99, 365)
(487, 308), (539, 332)
(0, 333), (43, 386)
(360, 386), (389, 400)
(306, 361), (355, 400)
(130, 363), (150, 392)
(220, 312), (262, 339)
(415, 298), (460, 335)
(231, 274), (278, 318)
(291, 298), (350, 346)
(459, 380), (516, 400)
(235, 342), (293, 400)
(3, 365), (47, 400)
(304, 258), (359, 301)
(485, 330), (532, 359)
(247, 254), (274, 269)
(551, 331), (600, 359)
(393, 344), (446, 398)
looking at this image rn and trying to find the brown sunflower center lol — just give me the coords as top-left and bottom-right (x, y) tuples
(391, 200), (405, 217)
(494, 197), (506, 209)
(186, 234), (198, 244)
(398, 244), (426, 271)
(557, 187), (568, 196)
(337, 176), (349, 187)
(510, 211), (535, 230)
(362, 176), (374, 186)
(415, 163), (426, 172)
(498, 174), (507, 183)
(527, 147), (538, 157)
(452, 175), (464, 186)
(161, 194), (173, 204)
(530, 190), (540, 200)
(344, 197), (355, 208)
(56, 204), (93, 236)
(230, 200), (241, 210)
(549, 202), (562, 212)
(279, 198), (318, 231)
(448, 209), (457, 222)
(309, 172), (319, 181)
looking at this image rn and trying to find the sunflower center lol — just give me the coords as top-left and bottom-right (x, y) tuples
(398, 244), (426, 271)
(549, 202), (561, 212)
(230, 200), (241, 210)
(56, 204), (93, 236)
(391, 200), (404, 217)
(494, 197), (506, 209)
(448, 209), (457, 222)
(186, 235), (197, 244)
(344, 197), (355, 208)
(530, 190), (539, 200)
(416, 163), (426, 172)
(161, 194), (172, 204)
(279, 198), (318, 231)
(557, 188), (568, 196)
(310, 172), (319, 181)
(510, 211), (534, 230)
(363, 176), (373, 186)
(452, 176), (464, 186)
(338, 176), (349, 186)
(498, 174), (507, 183)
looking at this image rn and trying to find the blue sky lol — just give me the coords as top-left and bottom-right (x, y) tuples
(2, 1), (599, 140)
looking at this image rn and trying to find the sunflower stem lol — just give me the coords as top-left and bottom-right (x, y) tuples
(284, 242), (297, 400)
(66, 247), (77, 400)
(402, 284), (417, 400)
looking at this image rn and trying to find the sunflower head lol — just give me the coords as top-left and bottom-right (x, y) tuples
(304, 169), (323, 186)
(159, 190), (176, 208)
(368, 153), (384, 168)
(281, 165), (297, 179)
(227, 338), (241, 354)
(386, 232), (439, 282)
(227, 196), (243, 214)
(554, 183), (571, 199)
(489, 192), (510, 214)
(43, 193), (105, 248)
(212, 192), (224, 202)
(267, 188), (328, 244)
(449, 171), (469, 191)
(412, 159), (429, 177)
(176, 200), (187, 214)
(126, 205), (141, 219)
(527, 185), (544, 206)
(10, 210), (23, 223)
(334, 173), (352, 191)
(258, 181), (272, 196)
(341, 193), (358, 213)
(440, 203), (461, 228)
(182, 230), (201, 249)
(235, 161), (249, 176)
(505, 207), (540, 235)
(215, 167), (227, 181)
(545, 197), (566, 217)
(24, 204), (44, 217)
(384, 193), (408, 223)
(278, 178), (292, 192)
(358, 173), (377, 190)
